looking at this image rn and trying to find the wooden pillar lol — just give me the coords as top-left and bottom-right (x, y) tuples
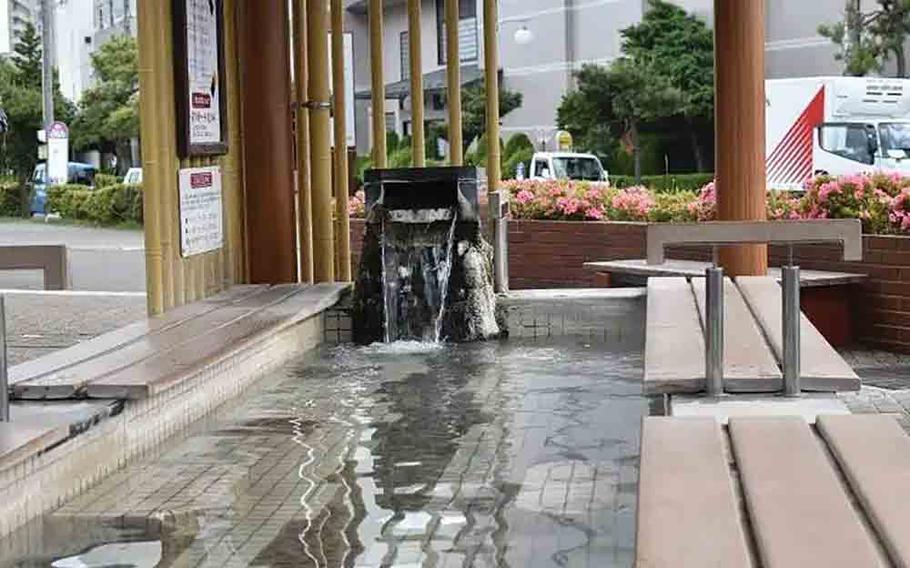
(308, 0), (336, 282)
(331, 0), (351, 281)
(407, 0), (425, 166)
(446, 0), (463, 165)
(370, 0), (387, 168)
(239, 0), (297, 283)
(294, 0), (314, 283)
(715, 0), (768, 276)
(483, 0), (500, 192)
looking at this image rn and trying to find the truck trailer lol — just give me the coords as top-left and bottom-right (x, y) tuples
(766, 76), (910, 190)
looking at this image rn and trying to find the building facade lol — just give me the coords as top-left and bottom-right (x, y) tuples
(347, 0), (887, 157)
(0, 0), (36, 56)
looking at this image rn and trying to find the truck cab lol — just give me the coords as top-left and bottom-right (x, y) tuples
(528, 152), (608, 183)
(815, 120), (910, 177)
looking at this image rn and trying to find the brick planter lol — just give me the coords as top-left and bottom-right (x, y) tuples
(350, 219), (910, 352)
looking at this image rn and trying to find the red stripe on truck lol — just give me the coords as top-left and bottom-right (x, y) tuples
(767, 87), (825, 187)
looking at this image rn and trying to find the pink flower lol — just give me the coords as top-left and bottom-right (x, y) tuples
(515, 189), (535, 204)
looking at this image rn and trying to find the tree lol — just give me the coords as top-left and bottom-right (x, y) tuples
(620, 0), (714, 170)
(71, 35), (139, 166)
(0, 23), (74, 181)
(819, 0), (910, 77)
(459, 83), (522, 152)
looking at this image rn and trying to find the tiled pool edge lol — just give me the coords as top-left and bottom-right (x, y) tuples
(0, 313), (326, 537)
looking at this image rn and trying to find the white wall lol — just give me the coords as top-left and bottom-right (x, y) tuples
(0, 1), (11, 55)
(56, 0), (95, 102)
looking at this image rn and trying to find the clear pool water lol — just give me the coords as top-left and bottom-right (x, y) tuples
(1, 336), (646, 567)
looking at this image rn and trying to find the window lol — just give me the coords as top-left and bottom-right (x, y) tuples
(400, 31), (409, 80)
(819, 124), (875, 165)
(534, 159), (549, 178)
(879, 122), (910, 158)
(551, 157), (605, 181)
(436, 0), (478, 65)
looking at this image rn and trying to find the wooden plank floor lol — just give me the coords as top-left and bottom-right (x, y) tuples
(637, 415), (907, 568)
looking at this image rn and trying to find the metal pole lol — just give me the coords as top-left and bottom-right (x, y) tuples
(331, 0), (351, 282)
(407, 0), (425, 166)
(369, 0), (387, 168)
(41, 0), (55, 130)
(782, 264), (802, 396)
(705, 267), (724, 396)
(446, 0), (463, 165)
(491, 191), (509, 292)
(0, 296), (9, 422)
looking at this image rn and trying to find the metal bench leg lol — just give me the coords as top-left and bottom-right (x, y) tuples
(782, 265), (801, 396)
(705, 266), (724, 396)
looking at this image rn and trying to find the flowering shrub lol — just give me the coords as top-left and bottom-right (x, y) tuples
(348, 189), (366, 218)
(351, 174), (910, 235)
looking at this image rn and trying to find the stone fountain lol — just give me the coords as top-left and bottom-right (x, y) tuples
(352, 167), (499, 344)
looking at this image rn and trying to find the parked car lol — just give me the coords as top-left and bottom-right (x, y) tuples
(123, 167), (143, 185)
(29, 162), (97, 215)
(527, 152), (609, 183)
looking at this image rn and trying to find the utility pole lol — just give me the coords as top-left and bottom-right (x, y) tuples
(41, 0), (55, 131)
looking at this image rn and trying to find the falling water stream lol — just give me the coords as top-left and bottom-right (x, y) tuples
(379, 209), (459, 343)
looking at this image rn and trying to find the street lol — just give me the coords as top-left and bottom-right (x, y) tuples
(0, 220), (147, 365)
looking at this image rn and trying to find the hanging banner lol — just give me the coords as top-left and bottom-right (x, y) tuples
(174, 0), (228, 157)
(178, 166), (223, 257)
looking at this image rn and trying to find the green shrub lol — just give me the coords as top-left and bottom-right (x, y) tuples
(47, 183), (143, 225)
(504, 133), (534, 160)
(94, 173), (119, 188)
(0, 184), (25, 217)
(503, 146), (534, 180)
(611, 173), (714, 193)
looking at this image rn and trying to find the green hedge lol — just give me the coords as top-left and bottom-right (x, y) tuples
(0, 184), (25, 217)
(47, 183), (143, 225)
(611, 173), (714, 193)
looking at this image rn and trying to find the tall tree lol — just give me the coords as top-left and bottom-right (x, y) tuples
(11, 22), (42, 88)
(71, 35), (139, 167)
(820, 0), (910, 77)
(459, 83), (522, 152)
(620, 0), (714, 171)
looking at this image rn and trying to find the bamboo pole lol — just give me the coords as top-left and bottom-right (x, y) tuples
(446, 0), (463, 165)
(156, 0), (179, 308)
(308, 0), (335, 282)
(221, 0), (241, 286)
(331, 0), (351, 281)
(407, 0), (425, 166)
(483, 0), (500, 192)
(294, 0), (314, 283)
(715, 0), (768, 276)
(137, 0), (163, 315)
(369, 0), (387, 168)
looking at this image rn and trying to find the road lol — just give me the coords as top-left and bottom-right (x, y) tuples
(0, 220), (147, 364)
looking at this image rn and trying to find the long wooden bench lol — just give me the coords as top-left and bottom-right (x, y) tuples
(644, 278), (705, 394)
(11, 283), (348, 400)
(736, 276), (860, 392)
(637, 415), (909, 567)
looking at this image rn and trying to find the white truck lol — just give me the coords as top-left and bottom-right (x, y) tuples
(766, 76), (910, 190)
(526, 152), (609, 183)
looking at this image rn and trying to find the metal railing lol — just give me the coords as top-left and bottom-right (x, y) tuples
(647, 219), (863, 397)
(490, 190), (510, 293)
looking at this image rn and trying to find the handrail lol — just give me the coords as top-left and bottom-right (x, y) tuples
(646, 219), (863, 265)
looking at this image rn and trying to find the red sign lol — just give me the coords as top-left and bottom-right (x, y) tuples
(191, 92), (212, 109)
(190, 172), (213, 188)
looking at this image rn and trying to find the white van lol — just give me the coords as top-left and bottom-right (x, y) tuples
(527, 152), (609, 183)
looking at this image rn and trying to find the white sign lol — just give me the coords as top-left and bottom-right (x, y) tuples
(184, 0), (222, 146)
(179, 166), (223, 257)
(328, 32), (356, 148)
(47, 122), (69, 185)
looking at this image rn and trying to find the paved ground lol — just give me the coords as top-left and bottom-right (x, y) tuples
(1, 338), (646, 567)
(0, 221), (147, 365)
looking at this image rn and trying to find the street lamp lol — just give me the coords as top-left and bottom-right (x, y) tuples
(514, 24), (534, 45)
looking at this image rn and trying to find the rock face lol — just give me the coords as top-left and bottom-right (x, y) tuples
(351, 167), (500, 344)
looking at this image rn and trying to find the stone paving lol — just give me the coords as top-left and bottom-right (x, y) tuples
(1, 337), (645, 567)
(839, 349), (910, 432)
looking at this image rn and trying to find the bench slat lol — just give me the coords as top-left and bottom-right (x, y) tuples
(817, 414), (910, 567)
(691, 277), (782, 392)
(644, 277), (705, 394)
(729, 417), (884, 568)
(13, 285), (300, 399)
(636, 417), (752, 567)
(84, 283), (347, 399)
(735, 276), (859, 391)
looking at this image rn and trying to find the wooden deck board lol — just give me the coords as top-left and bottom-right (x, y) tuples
(817, 414), (910, 567)
(636, 417), (752, 567)
(735, 276), (859, 392)
(644, 278), (705, 394)
(729, 416), (884, 568)
(690, 277), (782, 392)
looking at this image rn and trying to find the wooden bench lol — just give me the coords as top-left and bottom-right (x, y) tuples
(644, 278), (705, 394)
(637, 415), (909, 567)
(0, 244), (69, 290)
